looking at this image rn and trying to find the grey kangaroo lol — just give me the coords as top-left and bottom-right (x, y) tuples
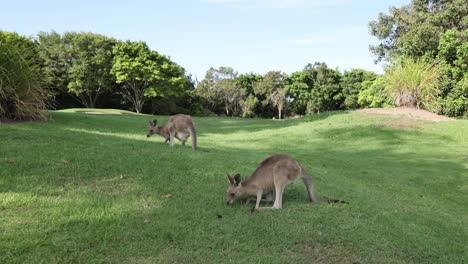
(147, 114), (197, 151)
(226, 154), (347, 211)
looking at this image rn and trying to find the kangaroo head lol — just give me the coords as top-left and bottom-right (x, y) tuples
(147, 119), (159, 138)
(226, 173), (242, 205)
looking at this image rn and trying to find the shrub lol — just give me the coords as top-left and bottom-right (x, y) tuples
(384, 57), (441, 111)
(358, 77), (393, 108)
(0, 32), (48, 121)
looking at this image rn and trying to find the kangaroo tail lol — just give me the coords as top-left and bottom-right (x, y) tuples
(322, 197), (349, 204)
(301, 166), (348, 204)
(301, 166), (318, 203)
(188, 123), (197, 151)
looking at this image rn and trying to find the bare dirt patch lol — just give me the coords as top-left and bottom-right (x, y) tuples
(382, 118), (426, 130)
(358, 107), (453, 122)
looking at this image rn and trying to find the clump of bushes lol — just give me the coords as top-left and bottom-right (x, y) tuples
(0, 32), (48, 121)
(383, 57), (441, 112)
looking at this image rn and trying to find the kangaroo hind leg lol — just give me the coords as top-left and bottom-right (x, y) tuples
(272, 171), (290, 209)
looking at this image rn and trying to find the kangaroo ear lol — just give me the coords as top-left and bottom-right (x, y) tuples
(227, 174), (235, 185)
(234, 174), (241, 185)
(153, 119), (157, 126)
(149, 120), (153, 126)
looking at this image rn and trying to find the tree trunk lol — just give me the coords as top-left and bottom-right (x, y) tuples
(127, 81), (144, 113)
(90, 87), (102, 109)
(225, 103), (230, 116)
(134, 95), (143, 113)
(79, 93), (92, 109)
(278, 101), (284, 119)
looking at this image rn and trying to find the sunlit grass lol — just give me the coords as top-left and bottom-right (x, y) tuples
(57, 108), (142, 115)
(1, 109), (467, 263)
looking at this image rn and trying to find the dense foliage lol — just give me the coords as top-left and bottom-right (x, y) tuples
(111, 41), (190, 113)
(35, 31), (193, 114)
(195, 63), (379, 118)
(1, 0), (466, 120)
(0, 28), (403, 120)
(0, 32), (48, 121)
(384, 57), (441, 111)
(66, 33), (117, 108)
(369, 0), (467, 117)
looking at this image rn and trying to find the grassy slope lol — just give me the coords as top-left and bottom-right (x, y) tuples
(0, 109), (467, 263)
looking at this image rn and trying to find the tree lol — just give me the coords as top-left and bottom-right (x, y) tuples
(220, 79), (244, 116)
(196, 67), (243, 116)
(358, 77), (393, 108)
(239, 94), (259, 117)
(437, 30), (468, 117)
(285, 71), (311, 115)
(111, 41), (152, 112)
(341, 69), (378, 109)
(236, 73), (263, 117)
(369, 0), (467, 62)
(369, 0), (467, 117)
(65, 32), (117, 108)
(196, 71), (222, 113)
(36, 31), (73, 108)
(303, 63), (343, 113)
(236, 73), (262, 96)
(270, 88), (287, 119)
(111, 41), (189, 113)
(254, 71), (287, 119)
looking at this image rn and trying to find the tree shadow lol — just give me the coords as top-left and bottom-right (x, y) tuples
(1, 113), (467, 263)
(47, 111), (348, 139)
(311, 125), (457, 150)
(2, 114), (462, 195)
(196, 111), (348, 135)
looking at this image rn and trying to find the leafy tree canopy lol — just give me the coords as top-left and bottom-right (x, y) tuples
(369, 0), (467, 61)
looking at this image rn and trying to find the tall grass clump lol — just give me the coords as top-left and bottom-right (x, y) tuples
(384, 57), (441, 111)
(0, 32), (48, 121)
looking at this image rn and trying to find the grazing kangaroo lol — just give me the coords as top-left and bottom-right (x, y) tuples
(226, 154), (347, 211)
(147, 114), (197, 151)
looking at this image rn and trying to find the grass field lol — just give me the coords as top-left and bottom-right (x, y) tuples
(1, 109), (467, 263)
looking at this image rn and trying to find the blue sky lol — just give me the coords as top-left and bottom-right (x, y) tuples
(1, 0), (409, 79)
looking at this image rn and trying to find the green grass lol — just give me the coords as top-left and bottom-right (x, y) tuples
(1, 109), (467, 263)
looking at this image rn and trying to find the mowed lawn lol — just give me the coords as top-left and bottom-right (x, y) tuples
(1, 109), (467, 263)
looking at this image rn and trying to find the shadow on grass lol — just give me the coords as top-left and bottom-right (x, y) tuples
(47, 110), (347, 138)
(315, 123), (456, 145)
(196, 111), (348, 135)
(1, 113), (467, 263)
(4, 113), (465, 217)
(2, 118), (464, 202)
